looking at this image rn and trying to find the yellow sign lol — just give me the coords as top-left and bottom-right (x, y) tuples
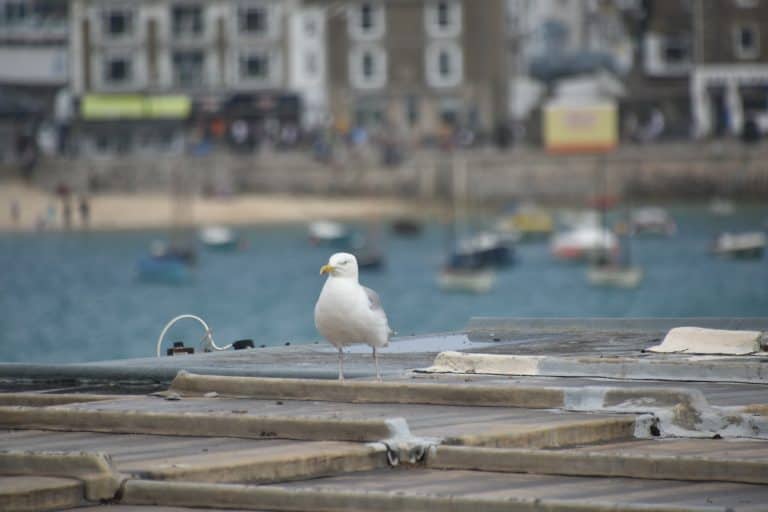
(82, 95), (191, 120)
(544, 101), (617, 153)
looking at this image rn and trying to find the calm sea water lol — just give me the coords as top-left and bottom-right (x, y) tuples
(1, 204), (766, 364)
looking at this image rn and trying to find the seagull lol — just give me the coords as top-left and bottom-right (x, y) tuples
(315, 252), (391, 381)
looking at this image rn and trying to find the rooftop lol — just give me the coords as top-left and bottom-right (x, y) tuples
(1, 317), (767, 511)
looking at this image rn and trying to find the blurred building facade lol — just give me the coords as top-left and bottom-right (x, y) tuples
(68, 0), (323, 155)
(0, 0), (69, 164)
(691, 0), (768, 138)
(5, 0), (768, 166)
(313, 0), (509, 147)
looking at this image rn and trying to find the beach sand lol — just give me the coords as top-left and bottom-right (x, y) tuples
(0, 180), (442, 232)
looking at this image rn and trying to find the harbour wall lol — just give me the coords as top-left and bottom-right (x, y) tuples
(12, 141), (768, 203)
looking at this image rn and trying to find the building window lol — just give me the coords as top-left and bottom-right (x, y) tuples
(3, 1), (28, 24)
(348, 2), (384, 40)
(305, 18), (317, 37)
(406, 96), (420, 126)
(425, 0), (461, 38)
(361, 4), (373, 30)
(426, 42), (462, 88)
(663, 37), (690, 64)
(305, 52), (318, 76)
(362, 52), (374, 78)
(734, 24), (759, 59)
(172, 4), (203, 37)
(238, 5), (267, 34)
(239, 52), (269, 80)
(349, 45), (386, 89)
(103, 56), (132, 84)
(102, 9), (134, 38)
(237, 49), (280, 84)
(173, 50), (204, 87)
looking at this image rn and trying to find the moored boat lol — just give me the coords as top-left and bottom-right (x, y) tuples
(308, 220), (352, 248)
(199, 225), (240, 250)
(495, 204), (553, 242)
(630, 207), (676, 236)
(437, 265), (495, 294)
(587, 264), (643, 288)
(137, 241), (195, 284)
(713, 231), (766, 259)
(551, 226), (618, 262)
(454, 232), (514, 268)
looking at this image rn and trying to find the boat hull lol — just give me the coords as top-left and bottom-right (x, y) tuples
(587, 266), (643, 288)
(438, 268), (495, 294)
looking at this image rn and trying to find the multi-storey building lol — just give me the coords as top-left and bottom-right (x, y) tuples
(691, 0), (768, 138)
(68, 0), (327, 154)
(616, 0), (693, 139)
(0, 0), (69, 161)
(314, 0), (509, 143)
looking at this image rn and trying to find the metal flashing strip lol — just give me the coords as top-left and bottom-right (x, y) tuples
(167, 371), (565, 408)
(0, 393), (118, 407)
(427, 445), (768, 485)
(421, 350), (768, 383)
(120, 478), (734, 512)
(0, 406), (408, 443)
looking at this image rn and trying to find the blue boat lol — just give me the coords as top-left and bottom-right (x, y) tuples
(137, 242), (195, 284)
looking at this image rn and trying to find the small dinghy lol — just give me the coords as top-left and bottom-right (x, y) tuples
(713, 231), (766, 259)
(199, 225), (240, 251)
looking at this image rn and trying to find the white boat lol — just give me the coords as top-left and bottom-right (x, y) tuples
(630, 207), (676, 236)
(199, 225), (240, 250)
(437, 267), (495, 294)
(587, 265), (643, 288)
(557, 210), (601, 230)
(551, 226), (618, 261)
(308, 220), (351, 247)
(713, 231), (766, 259)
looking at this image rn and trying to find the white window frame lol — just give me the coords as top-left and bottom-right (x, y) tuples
(424, 0), (461, 38)
(171, 49), (206, 88)
(237, 48), (282, 86)
(99, 7), (137, 43)
(347, 2), (385, 41)
(99, 52), (136, 90)
(734, 23), (760, 60)
(171, 2), (206, 40)
(235, 1), (280, 40)
(425, 41), (463, 88)
(349, 45), (387, 89)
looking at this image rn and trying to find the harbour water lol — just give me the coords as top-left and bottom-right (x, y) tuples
(1, 204), (766, 364)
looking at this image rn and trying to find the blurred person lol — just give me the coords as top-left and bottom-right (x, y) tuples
(62, 197), (72, 230)
(640, 108), (665, 143)
(10, 199), (20, 226)
(78, 196), (90, 228)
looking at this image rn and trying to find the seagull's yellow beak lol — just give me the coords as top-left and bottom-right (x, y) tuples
(320, 264), (335, 275)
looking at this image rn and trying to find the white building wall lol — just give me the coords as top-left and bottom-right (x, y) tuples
(288, 6), (328, 127)
(0, 45), (68, 87)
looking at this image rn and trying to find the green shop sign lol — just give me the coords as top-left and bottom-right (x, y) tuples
(81, 95), (191, 120)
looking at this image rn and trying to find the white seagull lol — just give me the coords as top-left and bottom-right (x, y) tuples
(315, 252), (391, 381)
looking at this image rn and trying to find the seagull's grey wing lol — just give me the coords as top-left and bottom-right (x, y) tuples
(364, 286), (393, 337)
(363, 286), (384, 313)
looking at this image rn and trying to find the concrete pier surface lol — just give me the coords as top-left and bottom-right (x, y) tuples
(1, 318), (768, 511)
